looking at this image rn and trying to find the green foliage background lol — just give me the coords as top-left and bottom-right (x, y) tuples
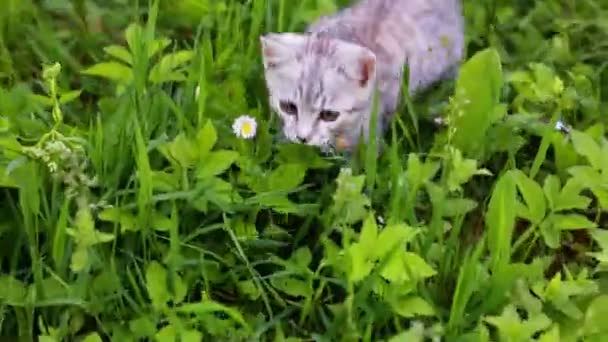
(1, 0), (608, 341)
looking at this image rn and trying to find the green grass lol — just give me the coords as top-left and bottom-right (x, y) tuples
(1, 0), (608, 341)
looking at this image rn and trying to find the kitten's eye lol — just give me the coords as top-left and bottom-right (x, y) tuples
(279, 101), (298, 115)
(319, 110), (340, 122)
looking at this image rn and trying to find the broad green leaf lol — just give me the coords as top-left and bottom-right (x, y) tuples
(181, 330), (203, 342)
(571, 130), (602, 170)
(0, 117), (9, 132)
(238, 280), (261, 300)
(566, 166), (608, 209)
(37, 337), (57, 342)
(233, 219), (258, 240)
(441, 197), (478, 217)
(485, 304), (552, 341)
(98, 207), (137, 232)
(539, 218), (560, 249)
(129, 316), (156, 338)
(197, 150), (239, 179)
(380, 252), (410, 283)
(375, 223), (417, 259)
(59, 89), (82, 104)
(447, 147), (491, 192)
(541, 273), (599, 320)
(515, 199), (532, 221)
(168, 133), (199, 168)
(552, 214), (597, 230)
(81, 62), (133, 82)
(538, 324), (560, 342)
(348, 243), (374, 283)
(194, 177), (241, 212)
(0, 276), (27, 304)
(530, 63), (560, 100)
(555, 177), (591, 211)
(406, 153), (440, 189)
(197, 120), (217, 157)
(176, 300), (250, 329)
(270, 276), (311, 298)
(450, 48), (504, 156)
(583, 295), (608, 337)
(148, 37), (171, 58)
(567, 165), (602, 188)
(268, 163), (307, 192)
(104, 45), (133, 65)
(124, 23), (142, 53)
(81, 332), (103, 342)
(391, 296), (435, 318)
(512, 170), (546, 224)
(387, 323), (425, 342)
(588, 230), (608, 266)
(28, 93), (53, 107)
(150, 170), (179, 192)
(171, 273), (188, 304)
(155, 324), (176, 342)
(543, 175), (561, 211)
(75, 205), (95, 235)
(151, 211), (174, 232)
(402, 252), (437, 280)
(275, 143), (332, 169)
(331, 168), (370, 225)
(149, 50), (194, 84)
(513, 279), (543, 315)
(70, 245), (89, 273)
(70, 207), (115, 246)
(0, 166), (16, 187)
(253, 194), (303, 214)
(486, 171), (516, 271)
(146, 261), (169, 309)
(292, 247), (312, 268)
(360, 214), (378, 250)
(12, 159), (41, 214)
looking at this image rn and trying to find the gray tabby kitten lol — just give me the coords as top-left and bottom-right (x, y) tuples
(260, 0), (465, 152)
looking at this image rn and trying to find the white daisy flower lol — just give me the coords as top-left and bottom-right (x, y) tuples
(232, 115), (257, 139)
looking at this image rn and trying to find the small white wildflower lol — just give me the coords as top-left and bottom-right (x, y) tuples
(47, 161), (58, 173)
(554, 120), (571, 133)
(433, 116), (445, 126)
(232, 115), (257, 139)
(59, 149), (71, 161)
(411, 321), (425, 334)
(30, 147), (44, 159)
(46, 140), (66, 154)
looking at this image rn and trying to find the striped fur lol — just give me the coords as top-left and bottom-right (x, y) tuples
(260, 0), (465, 151)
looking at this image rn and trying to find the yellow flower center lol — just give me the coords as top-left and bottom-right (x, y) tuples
(241, 122), (253, 136)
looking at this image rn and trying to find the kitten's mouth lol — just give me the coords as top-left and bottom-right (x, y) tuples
(277, 128), (348, 155)
(334, 135), (351, 151)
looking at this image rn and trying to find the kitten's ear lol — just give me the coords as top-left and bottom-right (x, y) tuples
(260, 33), (307, 68)
(355, 53), (376, 88)
(338, 45), (377, 88)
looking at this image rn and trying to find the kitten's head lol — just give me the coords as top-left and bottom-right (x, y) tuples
(260, 33), (377, 152)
